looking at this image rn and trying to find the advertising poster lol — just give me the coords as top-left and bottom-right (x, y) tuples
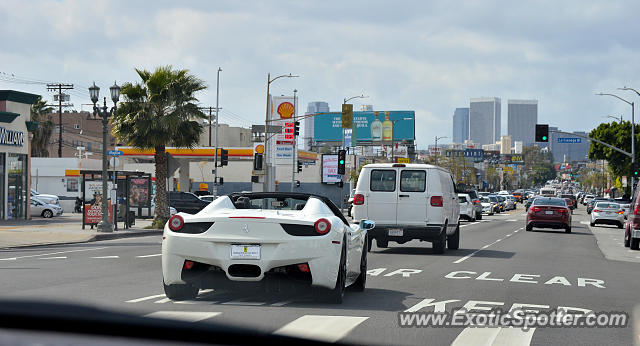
(313, 110), (415, 143)
(84, 181), (114, 224)
(322, 154), (341, 183)
(129, 177), (150, 207)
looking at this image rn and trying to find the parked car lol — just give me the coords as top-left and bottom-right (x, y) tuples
(458, 193), (476, 221)
(459, 190), (483, 220)
(169, 191), (211, 214)
(625, 189), (640, 250)
(526, 197), (572, 233)
(30, 189), (60, 206)
(30, 197), (63, 218)
(352, 163), (460, 253)
(479, 196), (495, 216)
(590, 202), (624, 228)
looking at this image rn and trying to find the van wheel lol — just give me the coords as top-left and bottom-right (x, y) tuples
(376, 239), (388, 248)
(447, 223), (460, 250)
(433, 227), (446, 254)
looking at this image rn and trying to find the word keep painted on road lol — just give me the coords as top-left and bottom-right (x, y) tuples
(444, 271), (605, 288)
(557, 137), (582, 144)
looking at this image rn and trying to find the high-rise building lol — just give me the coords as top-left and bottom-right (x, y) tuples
(500, 135), (512, 155)
(452, 108), (469, 143)
(469, 97), (501, 146)
(304, 101), (330, 150)
(507, 99), (538, 145)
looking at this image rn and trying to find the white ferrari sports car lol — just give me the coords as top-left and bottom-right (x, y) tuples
(162, 192), (375, 303)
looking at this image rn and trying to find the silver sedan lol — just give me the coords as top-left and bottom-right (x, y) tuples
(590, 202), (624, 228)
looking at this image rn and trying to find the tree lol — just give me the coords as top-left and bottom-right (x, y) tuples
(30, 97), (54, 157)
(112, 66), (207, 227)
(589, 121), (639, 177)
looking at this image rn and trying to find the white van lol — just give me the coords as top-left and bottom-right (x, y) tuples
(352, 163), (460, 254)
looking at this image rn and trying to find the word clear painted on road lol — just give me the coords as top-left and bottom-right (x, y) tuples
(367, 268), (423, 277)
(444, 271), (605, 288)
(557, 137), (582, 144)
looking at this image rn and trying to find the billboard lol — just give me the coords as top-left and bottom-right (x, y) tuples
(313, 111), (415, 143)
(322, 154), (341, 183)
(445, 149), (484, 162)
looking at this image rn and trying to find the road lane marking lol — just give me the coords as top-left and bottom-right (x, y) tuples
(136, 254), (162, 258)
(451, 327), (535, 346)
(154, 298), (171, 303)
(126, 294), (166, 303)
(0, 247), (108, 261)
(221, 298), (266, 306)
(91, 255), (120, 259)
(453, 228), (522, 264)
(274, 315), (368, 343)
(271, 300), (294, 307)
(38, 256), (67, 260)
(145, 311), (221, 322)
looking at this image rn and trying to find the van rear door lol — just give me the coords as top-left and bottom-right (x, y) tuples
(367, 168), (398, 226)
(396, 169), (428, 227)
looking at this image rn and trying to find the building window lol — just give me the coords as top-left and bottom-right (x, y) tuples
(87, 142), (92, 151)
(74, 124), (80, 129)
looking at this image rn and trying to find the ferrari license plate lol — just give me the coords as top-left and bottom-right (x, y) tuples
(230, 245), (261, 259)
(545, 211), (554, 215)
(388, 228), (403, 236)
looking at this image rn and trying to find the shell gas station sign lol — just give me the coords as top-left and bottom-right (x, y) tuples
(269, 96), (297, 165)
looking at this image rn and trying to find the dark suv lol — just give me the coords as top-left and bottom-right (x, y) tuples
(169, 191), (210, 214)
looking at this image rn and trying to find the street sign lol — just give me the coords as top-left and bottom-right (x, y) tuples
(341, 104), (353, 128)
(557, 137), (582, 144)
(107, 150), (123, 156)
(397, 157), (410, 163)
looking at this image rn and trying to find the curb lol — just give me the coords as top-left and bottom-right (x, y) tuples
(0, 229), (162, 250)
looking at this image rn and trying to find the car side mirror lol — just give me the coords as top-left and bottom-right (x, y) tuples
(360, 220), (375, 230)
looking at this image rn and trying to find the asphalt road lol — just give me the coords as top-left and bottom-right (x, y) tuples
(1, 206), (639, 345)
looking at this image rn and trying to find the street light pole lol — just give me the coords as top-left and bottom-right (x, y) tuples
(291, 89), (297, 192)
(263, 73), (299, 192)
(88, 82), (120, 233)
(213, 67), (221, 197)
(597, 92), (635, 189)
(434, 136), (448, 165)
(341, 95), (368, 212)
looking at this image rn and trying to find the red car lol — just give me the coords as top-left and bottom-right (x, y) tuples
(526, 197), (572, 233)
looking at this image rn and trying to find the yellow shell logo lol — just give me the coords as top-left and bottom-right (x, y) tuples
(255, 144), (265, 154)
(277, 102), (295, 119)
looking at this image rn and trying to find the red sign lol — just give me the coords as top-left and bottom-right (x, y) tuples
(284, 122), (294, 140)
(84, 202), (113, 224)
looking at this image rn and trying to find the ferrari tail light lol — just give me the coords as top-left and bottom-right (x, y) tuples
(430, 196), (443, 207)
(297, 263), (310, 272)
(183, 260), (194, 270)
(354, 194), (365, 205)
(168, 215), (184, 231)
(314, 218), (331, 235)
(593, 209), (600, 213)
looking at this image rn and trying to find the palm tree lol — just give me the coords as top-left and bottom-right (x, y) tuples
(30, 97), (55, 157)
(112, 66), (207, 227)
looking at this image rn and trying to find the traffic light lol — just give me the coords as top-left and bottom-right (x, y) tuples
(535, 124), (549, 142)
(217, 177), (224, 185)
(294, 121), (300, 137)
(338, 150), (346, 175)
(295, 180), (301, 188)
(253, 153), (263, 170)
(633, 163), (640, 177)
(220, 148), (229, 166)
(297, 160), (303, 173)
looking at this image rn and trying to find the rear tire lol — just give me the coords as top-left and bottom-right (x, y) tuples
(42, 210), (53, 218)
(526, 224), (533, 232)
(631, 238), (640, 250)
(618, 223), (623, 229)
(433, 226), (446, 254)
(326, 243), (347, 303)
(163, 282), (199, 301)
(447, 223), (460, 250)
(590, 222), (595, 227)
(352, 236), (367, 292)
(565, 226), (571, 233)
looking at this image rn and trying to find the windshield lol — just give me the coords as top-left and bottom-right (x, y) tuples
(3, 2), (640, 345)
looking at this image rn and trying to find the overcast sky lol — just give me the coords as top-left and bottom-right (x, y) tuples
(2, 0), (640, 149)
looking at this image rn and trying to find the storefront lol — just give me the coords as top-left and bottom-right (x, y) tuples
(0, 90), (40, 220)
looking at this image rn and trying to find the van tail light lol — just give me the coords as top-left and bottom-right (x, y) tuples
(314, 218), (331, 235)
(354, 194), (365, 205)
(430, 196), (443, 207)
(168, 215), (184, 231)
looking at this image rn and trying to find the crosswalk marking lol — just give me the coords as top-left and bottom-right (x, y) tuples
(38, 256), (67, 260)
(145, 311), (221, 322)
(0, 247), (107, 261)
(126, 294), (166, 303)
(136, 254), (162, 258)
(451, 327), (535, 346)
(154, 298), (171, 304)
(274, 315), (368, 343)
(91, 255), (120, 259)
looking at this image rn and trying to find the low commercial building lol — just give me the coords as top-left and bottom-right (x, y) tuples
(0, 90), (39, 220)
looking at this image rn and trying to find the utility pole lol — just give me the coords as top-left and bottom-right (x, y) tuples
(291, 89), (297, 192)
(47, 83), (74, 157)
(214, 67), (222, 197)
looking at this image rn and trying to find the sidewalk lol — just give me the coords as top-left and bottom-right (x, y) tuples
(0, 214), (161, 249)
